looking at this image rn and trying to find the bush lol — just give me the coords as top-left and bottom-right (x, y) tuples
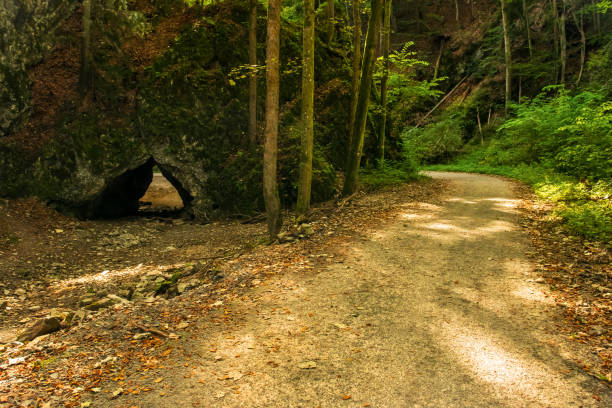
(496, 90), (612, 180)
(359, 160), (419, 189)
(402, 114), (464, 163)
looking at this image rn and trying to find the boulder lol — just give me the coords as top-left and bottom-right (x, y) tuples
(1, 2), (346, 218)
(84, 296), (120, 311)
(0, 0), (78, 136)
(16, 317), (62, 342)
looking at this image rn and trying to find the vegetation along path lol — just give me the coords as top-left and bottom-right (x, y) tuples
(102, 172), (608, 407)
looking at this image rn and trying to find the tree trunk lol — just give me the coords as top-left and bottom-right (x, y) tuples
(552, 0), (559, 83)
(433, 39), (443, 80)
(79, 0), (93, 97)
(559, 1), (567, 84)
(522, 0), (533, 60)
(501, 0), (511, 113)
(343, 0), (383, 196)
(455, 0), (460, 22)
(297, 0), (315, 214)
(263, 0), (282, 239)
(248, 0), (258, 144)
(378, 0), (391, 165)
(477, 106), (483, 145)
(573, 9), (585, 85)
(594, 3), (601, 35)
(348, 0), (361, 155)
(327, 0), (335, 45)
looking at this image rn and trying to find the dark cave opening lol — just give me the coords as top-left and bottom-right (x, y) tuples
(94, 158), (192, 218)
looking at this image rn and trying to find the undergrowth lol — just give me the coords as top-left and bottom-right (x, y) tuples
(359, 160), (420, 190)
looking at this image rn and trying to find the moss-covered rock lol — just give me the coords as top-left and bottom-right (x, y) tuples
(0, 0), (77, 135)
(3, 1), (350, 218)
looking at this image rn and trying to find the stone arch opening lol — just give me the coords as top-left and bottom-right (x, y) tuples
(94, 158), (192, 218)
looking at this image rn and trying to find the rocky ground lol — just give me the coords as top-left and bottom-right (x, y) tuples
(0, 174), (609, 407)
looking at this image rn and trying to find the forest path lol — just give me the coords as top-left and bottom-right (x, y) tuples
(116, 172), (605, 407)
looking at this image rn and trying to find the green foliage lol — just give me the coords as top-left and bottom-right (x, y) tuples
(539, 179), (612, 243)
(359, 160), (419, 189)
(586, 37), (612, 96)
(279, 124), (337, 206)
(140, 1), (346, 213)
(367, 42), (442, 162)
(402, 114), (465, 164)
(496, 90), (612, 180)
(89, 0), (151, 91)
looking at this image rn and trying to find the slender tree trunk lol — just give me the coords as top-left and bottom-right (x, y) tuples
(477, 106), (483, 145)
(595, 4), (601, 35)
(327, 0), (335, 45)
(522, 0), (533, 60)
(518, 76), (522, 103)
(501, 0), (511, 113)
(297, 0), (315, 214)
(433, 39), (443, 80)
(79, 0), (93, 97)
(559, 0), (567, 84)
(343, 0), (383, 196)
(348, 0), (361, 154)
(263, 0), (282, 239)
(378, 0), (391, 165)
(552, 0), (559, 83)
(248, 0), (258, 144)
(573, 9), (586, 85)
(455, 0), (460, 22)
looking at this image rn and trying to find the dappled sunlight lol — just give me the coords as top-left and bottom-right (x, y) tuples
(404, 202), (444, 212)
(511, 285), (555, 305)
(450, 286), (511, 314)
(486, 197), (521, 215)
(49, 262), (186, 294)
(209, 332), (258, 359)
(417, 219), (514, 237)
(446, 197), (478, 205)
(400, 211), (434, 220)
(434, 315), (584, 406)
(484, 197), (519, 206)
(425, 222), (456, 231)
(0, 328), (18, 343)
(499, 260), (554, 305)
(477, 219), (515, 233)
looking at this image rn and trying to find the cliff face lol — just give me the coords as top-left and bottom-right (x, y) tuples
(0, 1), (347, 219)
(0, 0), (77, 136)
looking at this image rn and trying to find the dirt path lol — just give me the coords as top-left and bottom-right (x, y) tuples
(103, 172), (607, 407)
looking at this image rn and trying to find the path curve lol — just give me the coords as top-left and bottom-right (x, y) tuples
(119, 172), (606, 407)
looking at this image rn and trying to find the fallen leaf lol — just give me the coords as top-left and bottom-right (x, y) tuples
(343, 395), (351, 400)
(154, 377), (163, 383)
(297, 361), (317, 369)
(111, 387), (123, 399)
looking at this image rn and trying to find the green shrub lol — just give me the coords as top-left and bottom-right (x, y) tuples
(497, 90), (612, 180)
(359, 160), (419, 189)
(402, 114), (464, 163)
(556, 201), (612, 242)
